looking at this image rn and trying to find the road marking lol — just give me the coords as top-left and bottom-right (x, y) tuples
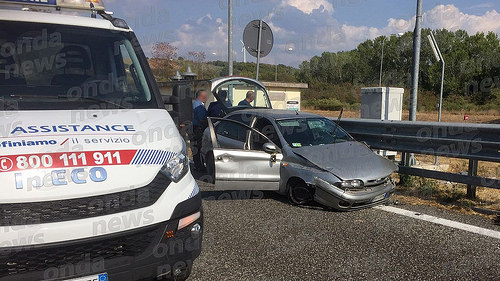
(375, 205), (500, 240)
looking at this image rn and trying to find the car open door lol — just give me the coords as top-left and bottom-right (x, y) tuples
(207, 117), (282, 190)
(210, 77), (273, 115)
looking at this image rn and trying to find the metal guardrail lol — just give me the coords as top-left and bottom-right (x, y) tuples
(334, 118), (500, 197)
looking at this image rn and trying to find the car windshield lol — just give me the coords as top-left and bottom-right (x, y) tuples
(277, 118), (352, 147)
(0, 21), (158, 110)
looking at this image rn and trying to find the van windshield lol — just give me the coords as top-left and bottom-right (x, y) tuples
(0, 21), (158, 110)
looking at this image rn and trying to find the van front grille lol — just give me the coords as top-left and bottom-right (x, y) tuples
(0, 223), (162, 277)
(0, 173), (170, 226)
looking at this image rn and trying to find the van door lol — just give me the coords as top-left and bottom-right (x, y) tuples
(207, 118), (281, 190)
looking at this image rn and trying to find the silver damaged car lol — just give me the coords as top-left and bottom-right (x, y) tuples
(201, 109), (397, 210)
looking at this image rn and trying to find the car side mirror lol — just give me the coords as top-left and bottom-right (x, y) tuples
(263, 142), (277, 154)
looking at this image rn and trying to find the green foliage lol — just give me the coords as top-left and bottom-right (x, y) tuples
(303, 98), (344, 111)
(399, 174), (416, 188)
(156, 28), (500, 113)
(197, 61), (299, 82)
(297, 29), (500, 111)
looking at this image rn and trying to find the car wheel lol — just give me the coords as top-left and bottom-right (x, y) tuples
(205, 151), (215, 184)
(287, 179), (313, 205)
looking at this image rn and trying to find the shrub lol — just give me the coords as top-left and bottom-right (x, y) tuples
(304, 98), (345, 111)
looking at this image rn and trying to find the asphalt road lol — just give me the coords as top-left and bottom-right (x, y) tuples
(189, 181), (500, 281)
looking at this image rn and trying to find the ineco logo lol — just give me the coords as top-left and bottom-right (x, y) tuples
(0, 157), (13, 171)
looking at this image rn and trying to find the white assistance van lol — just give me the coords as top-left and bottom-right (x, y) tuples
(0, 1), (202, 280)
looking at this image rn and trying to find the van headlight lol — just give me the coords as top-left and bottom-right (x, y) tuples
(161, 141), (189, 183)
(334, 180), (364, 190)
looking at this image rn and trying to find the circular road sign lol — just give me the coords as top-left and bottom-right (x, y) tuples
(243, 20), (274, 58)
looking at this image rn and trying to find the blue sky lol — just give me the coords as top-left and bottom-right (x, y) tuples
(105, 0), (500, 67)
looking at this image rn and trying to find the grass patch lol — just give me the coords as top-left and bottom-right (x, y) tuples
(397, 175), (470, 207)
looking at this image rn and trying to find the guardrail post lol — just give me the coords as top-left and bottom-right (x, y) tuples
(401, 152), (407, 166)
(467, 160), (478, 199)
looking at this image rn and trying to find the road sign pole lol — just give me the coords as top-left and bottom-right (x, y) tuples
(428, 31), (445, 165)
(429, 31), (445, 123)
(243, 19), (273, 77)
(379, 37), (387, 87)
(255, 20), (263, 81)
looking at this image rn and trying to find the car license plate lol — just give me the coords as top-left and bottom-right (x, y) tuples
(371, 193), (386, 203)
(65, 273), (108, 281)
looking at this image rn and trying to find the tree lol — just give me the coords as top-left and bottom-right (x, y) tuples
(296, 28), (500, 107)
(187, 51), (206, 78)
(149, 42), (178, 81)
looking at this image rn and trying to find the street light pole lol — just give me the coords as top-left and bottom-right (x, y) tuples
(409, 0), (423, 122)
(228, 0), (233, 76)
(406, 0), (423, 167)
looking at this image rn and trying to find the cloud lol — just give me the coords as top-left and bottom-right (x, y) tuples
(379, 4), (500, 35)
(422, 4), (500, 34)
(171, 14), (228, 59)
(107, 1), (500, 67)
(281, 0), (333, 15)
(469, 3), (494, 10)
(266, 4), (500, 66)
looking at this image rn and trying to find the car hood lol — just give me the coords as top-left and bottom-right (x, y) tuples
(292, 141), (397, 182)
(0, 109), (183, 203)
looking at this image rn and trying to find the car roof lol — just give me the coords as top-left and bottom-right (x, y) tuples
(231, 109), (322, 120)
(0, 9), (131, 32)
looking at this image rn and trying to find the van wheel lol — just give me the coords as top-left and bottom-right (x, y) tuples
(287, 179), (313, 205)
(205, 151), (215, 184)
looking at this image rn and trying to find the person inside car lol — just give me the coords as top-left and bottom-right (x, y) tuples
(208, 90), (229, 118)
(238, 91), (254, 107)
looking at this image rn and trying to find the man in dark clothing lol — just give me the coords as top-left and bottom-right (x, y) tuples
(191, 90), (208, 171)
(208, 90), (229, 118)
(238, 91), (255, 107)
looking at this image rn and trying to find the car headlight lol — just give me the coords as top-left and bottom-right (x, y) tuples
(161, 141), (189, 183)
(334, 179), (364, 189)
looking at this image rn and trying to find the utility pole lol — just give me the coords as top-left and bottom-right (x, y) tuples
(410, 0), (423, 122)
(228, 0), (233, 76)
(406, 0), (423, 167)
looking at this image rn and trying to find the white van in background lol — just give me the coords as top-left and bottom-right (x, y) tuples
(0, 1), (202, 280)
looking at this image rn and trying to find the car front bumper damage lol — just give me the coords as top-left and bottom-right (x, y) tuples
(313, 177), (395, 210)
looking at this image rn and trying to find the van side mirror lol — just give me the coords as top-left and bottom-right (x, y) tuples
(263, 143), (277, 154)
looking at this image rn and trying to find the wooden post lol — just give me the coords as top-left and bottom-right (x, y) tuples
(467, 160), (478, 199)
